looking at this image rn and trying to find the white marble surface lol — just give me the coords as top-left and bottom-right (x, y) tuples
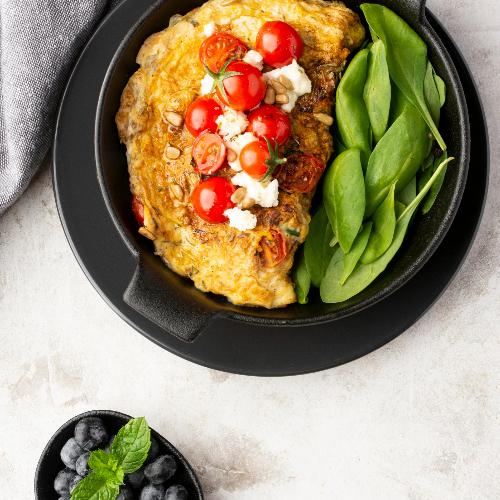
(1, 0), (500, 498)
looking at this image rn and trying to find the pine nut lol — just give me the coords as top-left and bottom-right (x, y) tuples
(139, 227), (155, 240)
(231, 187), (247, 204)
(241, 197), (255, 209)
(275, 93), (289, 104)
(165, 111), (183, 127)
(166, 146), (181, 159)
(270, 79), (287, 94)
(278, 75), (294, 90)
(227, 148), (237, 162)
(170, 184), (184, 201)
(264, 85), (276, 105)
(313, 113), (334, 126)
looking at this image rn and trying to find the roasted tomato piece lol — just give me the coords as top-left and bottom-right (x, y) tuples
(185, 96), (223, 137)
(273, 153), (326, 193)
(132, 195), (144, 226)
(246, 105), (292, 147)
(259, 229), (289, 267)
(192, 131), (227, 174)
(200, 33), (248, 72)
(191, 177), (236, 224)
(256, 21), (303, 68)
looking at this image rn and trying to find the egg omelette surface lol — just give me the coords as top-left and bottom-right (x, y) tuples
(116, 0), (364, 308)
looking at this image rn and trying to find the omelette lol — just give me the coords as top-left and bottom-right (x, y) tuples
(116, 0), (364, 308)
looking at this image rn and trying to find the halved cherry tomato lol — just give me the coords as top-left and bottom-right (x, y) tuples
(273, 153), (326, 193)
(239, 140), (271, 179)
(259, 229), (289, 267)
(132, 195), (144, 226)
(191, 176), (236, 224)
(215, 61), (266, 111)
(256, 21), (303, 68)
(185, 97), (223, 138)
(200, 33), (247, 72)
(192, 131), (227, 174)
(246, 105), (292, 147)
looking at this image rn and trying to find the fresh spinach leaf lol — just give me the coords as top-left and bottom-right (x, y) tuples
(340, 221), (373, 285)
(424, 60), (441, 126)
(363, 40), (391, 143)
(364, 104), (429, 217)
(388, 78), (411, 127)
(304, 205), (337, 287)
(361, 3), (446, 151)
(396, 175), (416, 206)
(291, 245), (311, 304)
(434, 71), (447, 107)
(323, 148), (365, 254)
(361, 182), (396, 264)
(422, 150), (448, 214)
(335, 49), (372, 170)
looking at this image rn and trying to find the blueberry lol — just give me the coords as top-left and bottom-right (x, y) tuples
(139, 483), (165, 500)
(144, 437), (159, 464)
(144, 455), (176, 484)
(54, 468), (77, 496)
(69, 474), (83, 493)
(126, 465), (146, 489)
(75, 451), (92, 477)
(60, 437), (85, 469)
(165, 485), (188, 500)
(116, 484), (135, 500)
(104, 435), (116, 453)
(74, 417), (109, 451)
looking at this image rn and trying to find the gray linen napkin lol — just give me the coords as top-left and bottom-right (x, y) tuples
(0, 0), (121, 215)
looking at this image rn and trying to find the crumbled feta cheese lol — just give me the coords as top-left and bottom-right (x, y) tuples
(243, 50), (264, 70)
(231, 171), (279, 208)
(224, 207), (257, 231)
(200, 73), (214, 95)
(223, 132), (259, 171)
(203, 21), (215, 37)
(216, 108), (248, 139)
(264, 59), (312, 112)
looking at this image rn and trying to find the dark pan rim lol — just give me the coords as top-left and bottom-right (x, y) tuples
(94, 0), (469, 328)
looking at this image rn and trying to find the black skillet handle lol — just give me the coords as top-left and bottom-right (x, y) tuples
(123, 260), (218, 343)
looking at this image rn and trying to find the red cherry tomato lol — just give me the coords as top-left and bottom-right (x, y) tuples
(132, 195), (144, 226)
(185, 97), (223, 138)
(239, 140), (271, 179)
(199, 33), (247, 72)
(273, 153), (326, 193)
(246, 105), (292, 147)
(191, 177), (236, 223)
(192, 131), (227, 174)
(256, 21), (303, 68)
(259, 229), (289, 267)
(216, 61), (266, 111)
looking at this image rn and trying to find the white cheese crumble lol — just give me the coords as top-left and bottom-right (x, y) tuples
(223, 132), (259, 171)
(216, 108), (248, 139)
(243, 50), (264, 70)
(203, 22), (215, 37)
(264, 59), (312, 112)
(232, 171), (280, 208)
(200, 73), (215, 96)
(224, 207), (257, 231)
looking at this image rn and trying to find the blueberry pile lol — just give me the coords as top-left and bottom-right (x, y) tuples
(54, 417), (189, 500)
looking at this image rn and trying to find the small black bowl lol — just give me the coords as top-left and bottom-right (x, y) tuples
(34, 410), (203, 500)
(95, 0), (469, 343)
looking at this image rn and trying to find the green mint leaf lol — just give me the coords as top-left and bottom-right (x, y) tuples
(109, 417), (151, 474)
(88, 449), (124, 486)
(70, 473), (119, 500)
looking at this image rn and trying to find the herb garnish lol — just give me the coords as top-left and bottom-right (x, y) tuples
(259, 136), (287, 183)
(204, 58), (243, 105)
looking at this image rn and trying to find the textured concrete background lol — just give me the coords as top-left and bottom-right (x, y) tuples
(1, 0), (499, 498)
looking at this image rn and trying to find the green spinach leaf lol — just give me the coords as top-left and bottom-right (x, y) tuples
(340, 221), (373, 285)
(434, 72), (447, 107)
(388, 78), (411, 127)
(323, 148), (365, 254)
(291, 245), (311, 304)
(424, 60), (441, 126)
(422, 150), (448, 214)
(396, 175), (416, 206)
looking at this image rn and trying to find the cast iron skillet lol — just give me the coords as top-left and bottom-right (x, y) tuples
(95, 0), (469, 342)
(34, 410), (204, 500)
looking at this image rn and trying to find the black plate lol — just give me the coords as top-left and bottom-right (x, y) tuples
(53, 4), (488, 375)
(34, 410), (203, 499)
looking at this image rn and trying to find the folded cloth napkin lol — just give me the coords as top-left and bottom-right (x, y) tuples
(0, 0), (121, 215)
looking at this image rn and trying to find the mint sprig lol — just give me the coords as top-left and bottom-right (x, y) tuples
(204, 58), (243, 105)
(71, 417), (151, 500)
(260, 136), (287, 183)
